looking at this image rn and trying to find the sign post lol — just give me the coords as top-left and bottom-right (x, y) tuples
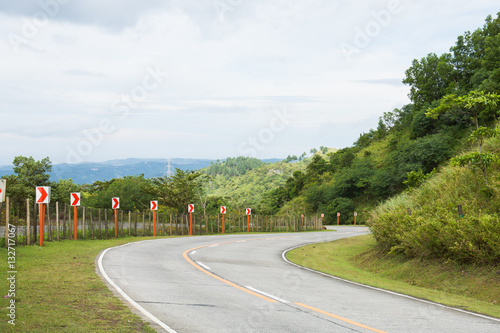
(0, 179), (6, 228)
(220, 206), (226, 234)
(188, 204), (194, 235)
(246, 208), (251, 232)
(151, 201), (158, 236)
(112, 198), (119, 237)
(70, 193), (81, 240)
(337, 212), (340, 226)
(0, 179), (5, 202)
(36, 186), (50, 246)
(321, 213), (324, 225)
(354, 212), (357, 225)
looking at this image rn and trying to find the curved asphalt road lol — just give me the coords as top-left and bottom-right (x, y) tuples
(97, 226), (500, 332)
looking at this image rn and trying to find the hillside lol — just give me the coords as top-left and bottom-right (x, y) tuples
(198, 149), (338, 214)
(368, 126), (500, 262)
(246, 12), (500, 227)
(205, 159), (308, 210)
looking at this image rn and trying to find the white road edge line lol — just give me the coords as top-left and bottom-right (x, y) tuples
(282, 244), (500, 323)
(191, 250), (197, 255)
(209, 244), (219, 248)
(97, 246), (178, 333)
(196, 261), (211, 270)
(246, 286), (289, 303)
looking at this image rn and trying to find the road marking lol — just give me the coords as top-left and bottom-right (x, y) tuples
(196, 261), (211, 270)
(282, 244), (500, 323)
(246, 286), (289, 303)
(236, 240), (246, 243)
(183, 236), (389, 332)
(295, 303), (387, 333)
(191, 250), (196, 255)
(183, 240), (282, 303)
(98, 245), (178, 333)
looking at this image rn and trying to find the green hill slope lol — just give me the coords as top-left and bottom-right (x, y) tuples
(369, 131), (500, 264)
(199, 152), (337, 214)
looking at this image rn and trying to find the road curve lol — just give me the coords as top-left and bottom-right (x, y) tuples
(97, 226), (500, 333)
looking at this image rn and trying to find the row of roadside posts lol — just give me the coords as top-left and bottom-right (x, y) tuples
(33, 186), (260, 246)
(2, 183), (360, 247)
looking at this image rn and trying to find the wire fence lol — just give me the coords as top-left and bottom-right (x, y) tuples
(0, 198), (323, 247)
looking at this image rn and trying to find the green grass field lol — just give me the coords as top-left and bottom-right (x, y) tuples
(287, 234), (500, 318)
(1, 237), (160, 333)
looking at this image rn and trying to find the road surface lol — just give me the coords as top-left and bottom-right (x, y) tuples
(97, 226), (500, 332)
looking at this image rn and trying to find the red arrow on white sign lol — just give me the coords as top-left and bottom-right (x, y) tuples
(188, 204), (194, 213)
(246, 208), (251, 216)
(112, 197), (120, 209)
(36, 186), (50, 204)
(71, 193), (81, 206)
(151, 201), (158, 210)
(220, 206), (226, 214)
(0, 179), (5, 202)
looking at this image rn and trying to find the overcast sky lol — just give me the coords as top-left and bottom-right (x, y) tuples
(1, 1), (498, 165)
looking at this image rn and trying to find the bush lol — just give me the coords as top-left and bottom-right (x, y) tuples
(369, 164), (500, 264)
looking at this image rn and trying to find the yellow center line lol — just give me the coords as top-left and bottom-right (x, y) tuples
(295, 303), (388, 333)
(183, 237), (387, 333)
(183, 238), (293, 303)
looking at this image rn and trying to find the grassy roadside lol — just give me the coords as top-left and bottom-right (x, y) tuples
(287, 234), (500, 318)
(1, 236), (163, 333)
(1, 230), (328, 332)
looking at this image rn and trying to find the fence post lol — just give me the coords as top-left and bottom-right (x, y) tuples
(105, 209), (108, 238)
(134, 211), (138, 236)
(32, 199), (37, 244)
(142, 212), (145, 236)
(4, 197), (9, 248)
(47, 203), (51, 241)
(168, 214), (171, 236)
(68, 204), (72, 240)
(98, 209), (101, 239)
(64, 203), (68, 239)
(26, 199), (31, 245)
(56, 202), (59, 241)
(148, 211), (151, 236)
(82, 207), (86, 239)
(90, 208), (94, 239)
(128, 211), (131, 236)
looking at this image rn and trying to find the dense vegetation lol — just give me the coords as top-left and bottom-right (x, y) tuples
(241, 12), (500, 230)
(2, 12), (499, 264)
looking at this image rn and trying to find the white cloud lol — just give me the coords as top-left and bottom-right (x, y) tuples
(1, 1), (499, 165)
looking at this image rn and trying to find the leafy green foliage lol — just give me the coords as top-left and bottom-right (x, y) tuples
(205, 157), (264, 177)
(86, 175), (155, 211)
(369, 162), (500, 264)
(150, 169), (203, 213)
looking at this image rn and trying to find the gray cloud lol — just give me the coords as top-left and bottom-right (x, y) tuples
(0, 0), (167, 31)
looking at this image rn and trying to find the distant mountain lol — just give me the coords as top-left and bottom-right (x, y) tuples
(0, 158), (282, 184)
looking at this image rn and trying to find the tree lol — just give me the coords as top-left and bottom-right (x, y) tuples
(51, 178), (80, 204)
(13, 156), (52, 193)
(427, 90), (500, 186)
(87, 175), (154, 211)
(426, 90), (500, 130)
(403, 53), (458, 108)
(195, 174), (214, 218)
(151, 168), (202, 213)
